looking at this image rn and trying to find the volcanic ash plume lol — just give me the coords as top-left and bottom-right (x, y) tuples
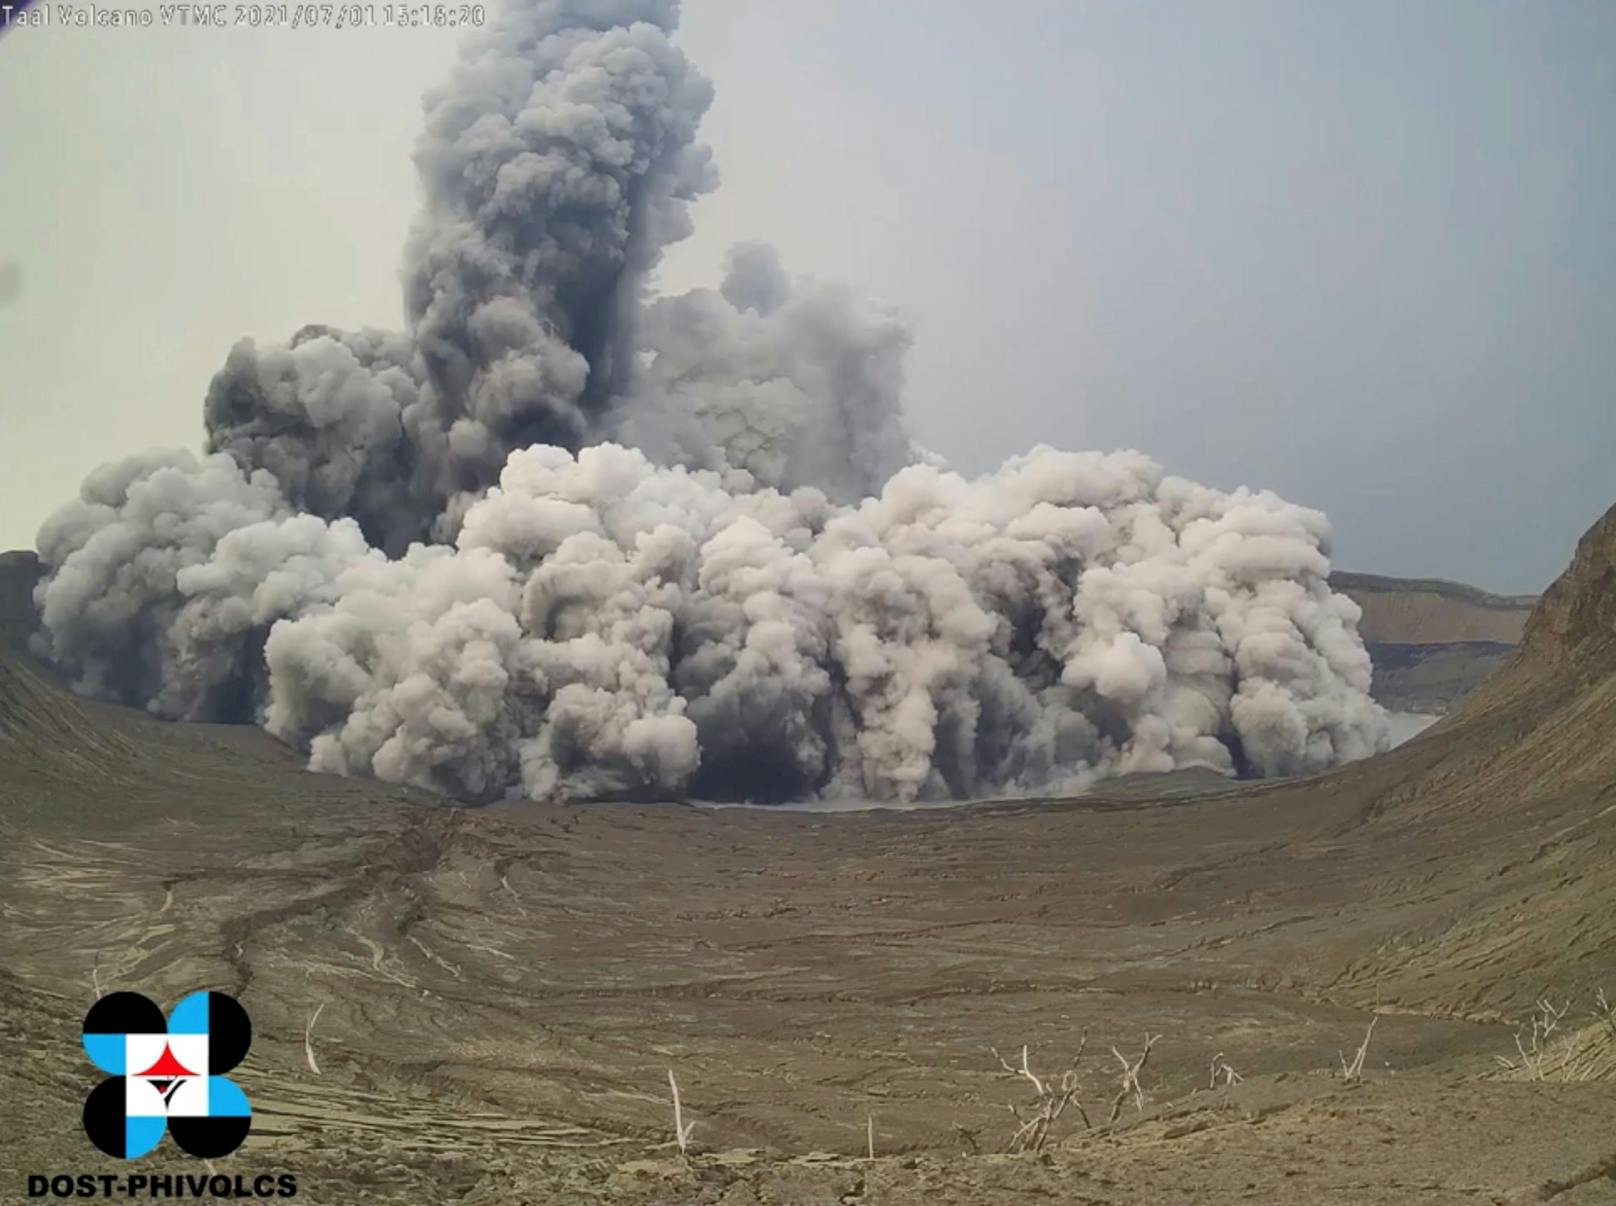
(30, 0), (1388, 804)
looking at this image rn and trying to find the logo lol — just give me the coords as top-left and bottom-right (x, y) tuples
(81, 991), (253, 1160)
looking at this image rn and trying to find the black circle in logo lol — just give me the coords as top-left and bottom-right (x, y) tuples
(84, 991), (167, 1036)
(82, 1077), (132, 1158)
(169, 1113), (254, 1160)
(202, 991), (252, 1074)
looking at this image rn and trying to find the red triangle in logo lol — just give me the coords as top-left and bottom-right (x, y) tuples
(138, 1043), (196, 1080)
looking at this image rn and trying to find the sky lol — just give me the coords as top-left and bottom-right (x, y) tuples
(0, 0), (1611, 594)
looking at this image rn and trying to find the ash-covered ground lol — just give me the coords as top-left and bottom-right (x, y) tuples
(3, 504), (1615, 1203)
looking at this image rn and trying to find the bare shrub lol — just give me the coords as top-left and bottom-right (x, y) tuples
(1494, 991), (1616, 1082)
(1108, 1033), (1161, 1122)
(991, 1032), (1092, 1153)
(1207, 1051), (1244, 1090)
(1595, 989), (1616, 1041)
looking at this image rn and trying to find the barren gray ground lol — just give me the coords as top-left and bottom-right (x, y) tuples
(3, 512), (1614, 1205)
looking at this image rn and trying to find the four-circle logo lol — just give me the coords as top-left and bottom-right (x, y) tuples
(81, 990), (253, 1159)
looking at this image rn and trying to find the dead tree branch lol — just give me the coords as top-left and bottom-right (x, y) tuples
(1208, 1051), (1244, 1090)
(304, 1002), (325, 1075)
(1108, 1033), (1161, 1122)
(991, 1030), (1091, 1153)
(667, 1069), (695, 1163)
(1339, 1016), (1377, 1082)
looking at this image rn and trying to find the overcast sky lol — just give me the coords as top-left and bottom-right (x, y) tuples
(1, 0), (1611, 593)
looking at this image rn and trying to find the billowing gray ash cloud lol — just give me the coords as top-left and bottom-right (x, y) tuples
(31, 0), (1388, 804)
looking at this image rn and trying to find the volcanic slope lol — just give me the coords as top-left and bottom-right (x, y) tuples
(2, 510), (1615, 1204)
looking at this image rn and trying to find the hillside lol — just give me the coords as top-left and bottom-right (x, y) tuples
(1494, 500), (1616, 686)
(1429, 499), (1616, 796)
(1, 513), (1613, 1204)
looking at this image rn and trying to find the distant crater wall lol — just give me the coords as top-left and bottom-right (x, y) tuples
(1329, 571), (1539, 712)
(1330, 571), (1536, 646)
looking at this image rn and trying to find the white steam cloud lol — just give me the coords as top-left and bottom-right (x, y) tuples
(30, 0), (1387, 804)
